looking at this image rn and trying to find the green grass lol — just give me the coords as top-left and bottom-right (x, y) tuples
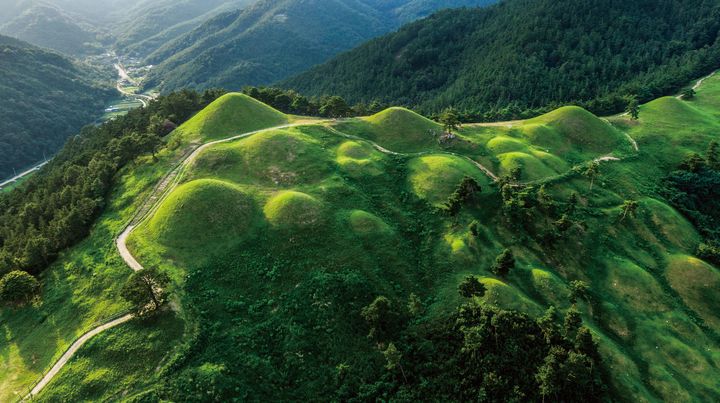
(407, 154), (494, 206)
(174, 93), (289, 142)
(188, 127), (332, 186)
(147, 179), (260, 251)
(0, 146), (187, 402)
(263, 190), (324, 229)
(335, 107), (442, 152)
(20, 76), (720, 402)
(36, 312), (184, 402)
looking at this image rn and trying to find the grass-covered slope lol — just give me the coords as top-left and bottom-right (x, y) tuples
(34, 77), (720, 401)
(174, 93), (289, 142)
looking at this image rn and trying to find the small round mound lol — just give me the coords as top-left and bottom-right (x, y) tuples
(264, 191), (323, 228)
(640, 198), (699, 250)
(643, 97), (713, 125)
(486, 136), (528, 154)
(192, 129), (332, 186)
(531, 269), (570, 307)
(174, 93), (288, 141)
(526, 106), (627, 156)
(408, 154), (491, 206)
(666, 255), (720, 330)
(348, 210), (391, 235)
(364, 107), (442, 152)
(605, 258), (668, 313)
(479, 277), (542, 316)
(336, 141), (383, 177)
(338, 141), (372, 159)
(147, 179), (257, 248)
(497, 152), (559, 181)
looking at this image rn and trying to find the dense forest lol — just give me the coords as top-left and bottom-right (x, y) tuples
(0, 35), (113, 179)
(284, 0), (720, 119)
(0, 89), (225, 296)
(0, 4), (102, 56)
(142, 0), (496, 92)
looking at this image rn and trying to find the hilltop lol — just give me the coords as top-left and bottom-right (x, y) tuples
(283, 0), (720, 117)
(6, 72), (717, 401)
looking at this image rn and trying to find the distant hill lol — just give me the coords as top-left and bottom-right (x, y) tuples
(0, 4), (102, 56)
(113, 0), (258, 57)
(0, 35), (113, 179)
(283, 0), (720, 117)
(143, 0), (496, 92)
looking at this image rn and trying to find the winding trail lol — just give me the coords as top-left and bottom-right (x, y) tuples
(23, 69), (719, 400)
(23, 122), (319, 401)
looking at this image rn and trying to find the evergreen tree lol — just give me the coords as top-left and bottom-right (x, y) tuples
(627, 97), (640, 120)
(492, 249), (515, 277)
(0, 270), (39, 305)
(458, 276), (487, 298)
(438, 107), (461, 133)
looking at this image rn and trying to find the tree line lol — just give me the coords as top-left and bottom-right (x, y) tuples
(283, 0), (720, 121)
(0, 89), (225, 305)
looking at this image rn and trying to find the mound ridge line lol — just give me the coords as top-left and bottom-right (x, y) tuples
(22, 121), (317, 401)
(23, 91), (669, 399)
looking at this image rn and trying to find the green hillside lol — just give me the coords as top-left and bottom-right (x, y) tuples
(143, 0), (496, 91)
(23, 74), (719, 401)
(0, 35), (113, 180)
(174, 92), (290, 141)
(1, 68), (718, 401)
(283, 0), (720, 118)
(0, 4), (102, 56)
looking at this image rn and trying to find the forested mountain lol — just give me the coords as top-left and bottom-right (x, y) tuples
(0, 4), (102, 56)
(0, 0), (255, 58)
(0, 35), (113, 179)
(143, 0), (496, 92)
(113, 0), (258, 57)
(284, 0), (720, 118)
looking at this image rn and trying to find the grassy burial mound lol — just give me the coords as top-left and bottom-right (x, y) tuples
(336, 107), (442, 152)
(174, 93), (289, 142)
(36, 80), (720, 402)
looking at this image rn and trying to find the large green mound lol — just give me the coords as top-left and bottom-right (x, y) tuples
(335, 107), (442, 152)
(263, 191), (324, 229)
(666, 255), (720, 330)
(189, 128), (332, 186)
(524, 106), (629, 159)
(408, 154), (492, 206)
(346, 210), (391, 236)
(175, 93), (288, 142)
(146, 179), (258, 249)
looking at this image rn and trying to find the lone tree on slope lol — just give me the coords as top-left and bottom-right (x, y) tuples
(439, 107), (461, 134)
(458, 275), (487, 298)
(626, 97), (640, 120)
(681, 88), (696, 100)
(584, 161), (600, 192)
(492, 249), (516, 277)
(121, 267), (171, 316)
(619, 200), (639, 222)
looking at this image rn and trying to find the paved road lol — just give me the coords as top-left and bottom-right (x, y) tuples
(22, 122), (318, 401)
(0, 161), (49, 189)
(26, 314), (134, 398)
